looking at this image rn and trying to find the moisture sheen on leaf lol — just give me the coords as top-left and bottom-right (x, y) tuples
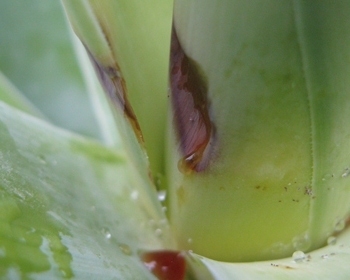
(0, 101), (171, 279)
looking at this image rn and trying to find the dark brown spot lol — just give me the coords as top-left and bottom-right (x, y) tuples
(304, 186), (313, 196)
(85, 46), (144, 144)
(141, 250), (186, 280)
(170, 24), (215, 174)
(271, 263), (295, 270)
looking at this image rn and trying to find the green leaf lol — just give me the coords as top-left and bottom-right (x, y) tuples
(293, 0), (350, 253)
(0, 1), (99, 138)
(71, 35), (122, 148)
(0, 72), (43, 118)
(167, 0), (350, 262)
(61, 0), (173, 176)
(0, 101), (173, 278)
(189, 228), (350, 279)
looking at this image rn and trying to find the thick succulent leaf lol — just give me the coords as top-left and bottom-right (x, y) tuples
(61, 0), (173, 177)
(71, 34), (122, 148)
(293, 0), (350, 252)
(188, 227), (350, 279)
(0, 1), (99, 138)
(0, 101), (173, 278)
(167, 0), (350, 262)
(0, 72), (43, 118)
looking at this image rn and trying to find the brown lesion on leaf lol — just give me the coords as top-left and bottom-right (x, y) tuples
(85, 46), (144, 144)
(270, 263), (295, 270)
(176, 185), (186, 208)
(304, 186), (313, 196)
(170, 24), (215, 174)
(255, 185), (267, 191)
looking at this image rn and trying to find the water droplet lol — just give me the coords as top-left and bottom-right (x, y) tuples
(187, 238), (193, 244)
(335, 219), (345, 232)
(292, 233), (311, 251)
(342, 168), (350, 178)
(157, 190), (167, 202)
(292, 251), (306, 262)
(130, 190), (139, 200)
(101, 228), (112, 239)
(155, 228), (163, 237)
(26, 227), (36, 234)
(119, 243), (132, 256)
(327, 236), (337, 246)
(19, 237), (26, 243)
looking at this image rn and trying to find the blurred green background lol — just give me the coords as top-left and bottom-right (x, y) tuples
(0, 1), (100, 138)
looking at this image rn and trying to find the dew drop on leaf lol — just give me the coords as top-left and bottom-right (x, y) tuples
(327, 236), (337, 246)
(155, 228), (163, 237)
(342, 168), (350, 178)
(101, 227), (111, 239)
(292, 251), (306, 262)
(130, 190), (139, 201)
(335, 219), (345, 232)
(157, 190), (167, 202)
(292, 233), (311, 251)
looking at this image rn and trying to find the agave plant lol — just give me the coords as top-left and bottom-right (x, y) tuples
(1, 0), (350, 279)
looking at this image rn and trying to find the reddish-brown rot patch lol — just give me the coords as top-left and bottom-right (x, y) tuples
(141, 250), (186, 280)
(170, 25), (215, 174)
(85, 47), (144, 144)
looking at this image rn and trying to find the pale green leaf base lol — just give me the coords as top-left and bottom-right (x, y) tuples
(188, 227), (350, 279)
